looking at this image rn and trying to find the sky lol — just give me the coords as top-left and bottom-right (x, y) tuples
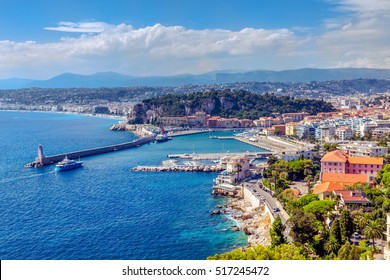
(0, 0), (389, 79)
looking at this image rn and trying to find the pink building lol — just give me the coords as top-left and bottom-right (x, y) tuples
(321, 150), (383, 183)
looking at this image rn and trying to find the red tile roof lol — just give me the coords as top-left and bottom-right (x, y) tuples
(312, 182), (345, 195)
(321, 150), (383, 165)
(321, 150), (348, 163)
(321, 172), (369, 184)
(333, 190), (371, 204)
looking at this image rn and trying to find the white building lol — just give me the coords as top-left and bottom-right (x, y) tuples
(278, 150), (316, 161)
(336, 126), (353, 140)
(318, 126), (336, 141)
(339, 142), (388, 157)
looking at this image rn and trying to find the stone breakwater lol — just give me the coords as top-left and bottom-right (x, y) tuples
(132, 165), (223, 172)
(25, 136), (155, 167)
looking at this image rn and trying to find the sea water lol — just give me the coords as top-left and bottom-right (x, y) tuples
(0, 111), (264, 259)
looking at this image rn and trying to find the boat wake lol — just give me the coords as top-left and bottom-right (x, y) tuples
(0, 171), (56, 184)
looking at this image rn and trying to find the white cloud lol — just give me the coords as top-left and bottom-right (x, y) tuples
(44, 21), (110, 33)
(317, 0), (390, 69)
(0, 23), (303, 79)
(1, 2), (390, 81)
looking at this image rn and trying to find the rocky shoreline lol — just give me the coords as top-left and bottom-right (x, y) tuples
(212, 197), (271, 247)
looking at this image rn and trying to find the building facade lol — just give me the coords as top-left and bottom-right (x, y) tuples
(321, 150), (383, 183)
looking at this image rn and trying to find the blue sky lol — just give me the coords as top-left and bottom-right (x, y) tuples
(0, 0), (389, 79)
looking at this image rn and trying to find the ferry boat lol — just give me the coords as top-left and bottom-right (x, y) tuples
(55, 156), (83, 171)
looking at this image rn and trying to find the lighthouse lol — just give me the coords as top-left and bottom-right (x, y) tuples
(37, 144), (45, 165)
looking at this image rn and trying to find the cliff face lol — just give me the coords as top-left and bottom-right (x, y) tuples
(128, 97), (222, 123)
(127, 90), (335, 124)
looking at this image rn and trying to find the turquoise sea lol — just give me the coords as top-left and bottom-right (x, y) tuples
(0, 111), (264, 260)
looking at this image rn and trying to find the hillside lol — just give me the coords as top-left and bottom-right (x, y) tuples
(129, 89), (335, 123)
(1, 68), (390, 89)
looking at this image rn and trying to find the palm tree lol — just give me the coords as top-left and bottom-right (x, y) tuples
(324, 236), (341, 255)
(355, 213), (370, 232)
(363, 220), (383, 251)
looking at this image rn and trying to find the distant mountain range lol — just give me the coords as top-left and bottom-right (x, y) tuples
(1, 68), (390, 89)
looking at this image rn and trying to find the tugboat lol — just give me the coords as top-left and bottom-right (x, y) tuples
(55, 156), (83, 172)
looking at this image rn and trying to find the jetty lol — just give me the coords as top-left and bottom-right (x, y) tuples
(25, 136), (155, 167)
(209, 136), (235, 140)
(132, 164), (223, 172)
(167, 151), (274, 160)
(168, 130), (209, 137)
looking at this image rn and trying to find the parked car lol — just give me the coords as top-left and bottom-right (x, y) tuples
(353, 232), (361, 239)
(272, 207), (280, 212)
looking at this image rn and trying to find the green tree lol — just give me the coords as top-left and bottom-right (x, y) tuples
(339, 209), (354, 242)
(330, 219), (342, 245)
(363, 220), (384, 251)
(270, 216), (286, 247)
(287, 209), (318, 244)
(293, 194), (319, 208)
(337, 242), (361, 260)
(354, 212), (370, 232)
(207, 244), (308, 260)
(303, 200), (336, 231)
(324, 236), (341, 255)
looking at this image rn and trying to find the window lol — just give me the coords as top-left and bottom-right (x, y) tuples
(371, 165), (373, 168)
(365, 164), (367, 167)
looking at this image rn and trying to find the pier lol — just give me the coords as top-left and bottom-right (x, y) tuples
(167, 151), (274, 160)
(209, 136), (235, 140)
(132, 164), (223, 172)
(25, 136), (155, 167)
(168, 130), (209, 137)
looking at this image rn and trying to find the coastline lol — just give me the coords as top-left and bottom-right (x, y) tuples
(0, 108), (127, 122)
(219, 196), (271, 248)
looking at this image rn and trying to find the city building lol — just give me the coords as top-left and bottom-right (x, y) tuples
(321, 150), (383, 183)
(282, 112), (310, 122)
(312, 182), (345, 200)
(297, 123), (317, 139)
(316, 125), (336, 141)
(285, 122), (298, 136)
(339, 142), (388, 157)
(335, 126), (353, 140)
(278, 150), (316, 161)
(332, 190), (371, 210)
(321, 172), (370, 185)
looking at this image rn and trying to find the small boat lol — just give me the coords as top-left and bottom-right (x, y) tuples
(155, 134), (171, 143)
(55, 156), (83, 172)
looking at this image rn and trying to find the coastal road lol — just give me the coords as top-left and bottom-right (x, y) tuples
(244, 180), (292, 242)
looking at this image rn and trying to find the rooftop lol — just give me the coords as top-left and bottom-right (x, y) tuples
(312, 182), (345, 195)
(321, 172), (369, 184)
(333, 190), (371, 204)
(321, 150), (384, 165)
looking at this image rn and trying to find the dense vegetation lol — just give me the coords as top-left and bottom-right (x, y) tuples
(209, 158), (390, 260)
(140, 90), (335, 120)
